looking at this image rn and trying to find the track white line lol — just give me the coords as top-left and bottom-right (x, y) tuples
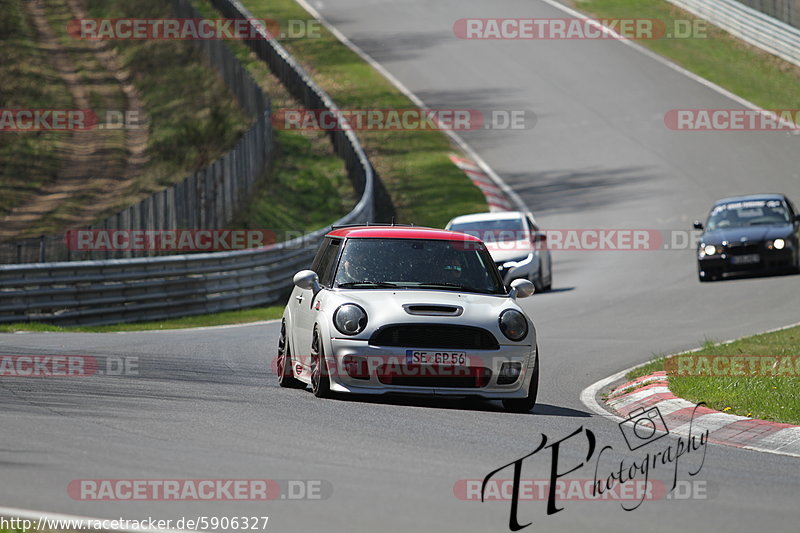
(0, 506), (194, 533)
(581, 321), (800, 457)
(293, 0), (533, 217)
(538, 0), (799, 132)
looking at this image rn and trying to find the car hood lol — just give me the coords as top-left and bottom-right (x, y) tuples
(701, 225), (793, 245)
(322, 288), (532, 345)
(484, 241), (533, 263)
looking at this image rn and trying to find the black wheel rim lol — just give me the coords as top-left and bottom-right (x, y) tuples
(310, 331), (321, 392)
(277, 321), (287, 379)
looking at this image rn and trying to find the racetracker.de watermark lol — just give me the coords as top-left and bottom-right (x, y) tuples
(65, 229), (278, 252)
(0, 355), (138, 377)
(455, 229), (704, 251)
(454, 478), (711, 502)
(68, 479), (332, 501)
(0, 109), (143, 131)
(665, 109), (800, 131)
(453, 18), (708, 40)
(67, 18), (320, 40)
(272, 109), (534, 131)
(666, 355), (800, 377)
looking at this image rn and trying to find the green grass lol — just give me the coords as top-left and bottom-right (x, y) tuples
(0, 0), (72, 217)
(0, 304), (285, 333)
(625, 326), (800, 425)
(83, 0), (251, 190)
(190, 0), (355, 234)
(211, 0), (488, 228)
(0, 0), (251, 237)
(572, 0), (800, 112)
(625, 355), (668, 381)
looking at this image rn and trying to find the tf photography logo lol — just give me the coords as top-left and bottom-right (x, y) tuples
(478, 404), (709, 530)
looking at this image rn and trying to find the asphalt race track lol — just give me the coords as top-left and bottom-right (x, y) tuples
(1, 0), (799, 531)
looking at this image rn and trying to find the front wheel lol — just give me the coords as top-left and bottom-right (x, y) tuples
(310, 327), (332, 398)
(502, 352), (539, 413)
(277, 320), (305, 389)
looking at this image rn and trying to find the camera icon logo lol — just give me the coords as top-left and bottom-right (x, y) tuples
(618, 406), (670, 450)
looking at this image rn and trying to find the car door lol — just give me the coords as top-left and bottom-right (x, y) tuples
(292, 237), (342, 369)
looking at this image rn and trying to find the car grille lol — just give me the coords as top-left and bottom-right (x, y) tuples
(369, 324), (500, 350)
(376, 365), (492, 388)
(726, 243), (759, 255)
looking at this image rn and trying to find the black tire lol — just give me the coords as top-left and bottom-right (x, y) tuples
(310, 327), (332, 398)
(277, 320), (306, 389)
(543, 268), (552, 292)
(531, 265), (545, 293)
(502, 351), (539, 413)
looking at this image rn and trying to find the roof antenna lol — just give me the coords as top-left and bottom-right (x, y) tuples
(391, 216), (395, 226)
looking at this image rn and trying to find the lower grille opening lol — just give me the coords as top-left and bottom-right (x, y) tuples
(376, 364), (492, 388)
(370, 324), (499, 350)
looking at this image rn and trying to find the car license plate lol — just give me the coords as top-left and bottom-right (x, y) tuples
(405, 350), (468, 365)
(730, 254), (760, 265)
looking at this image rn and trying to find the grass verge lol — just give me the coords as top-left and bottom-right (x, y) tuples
(0, 304), (285, 333)
(0, 0), (72, 217)
(571, 0), (800, 112)
(190, 0), (356, 234)
(624, 325), (800, 425)
(0, 0), (250, 236)
(204, 0), (488, 228)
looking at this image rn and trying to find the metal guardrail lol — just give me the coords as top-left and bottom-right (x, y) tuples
(666, 0), (800, 67)
(0, 0), (375, 326)
(735, 0), (798, 29)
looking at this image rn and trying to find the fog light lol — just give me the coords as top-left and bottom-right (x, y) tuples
(498, 362), (522, 385)
(343, 356), (370, 380)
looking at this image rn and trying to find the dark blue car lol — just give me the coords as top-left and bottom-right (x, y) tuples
(694, 194), (800, 282)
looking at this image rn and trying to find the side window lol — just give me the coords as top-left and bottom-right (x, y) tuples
(310, 237), (331, 273)
(785, 199), (796, 218)
(315, 238), (342, 287)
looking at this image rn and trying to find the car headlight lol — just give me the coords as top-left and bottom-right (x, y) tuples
(769, 238), (786, 250)
(334, 304), (367, 335)
(700, 244), (719, 257)
(499, 309), (528, 341)
(502, 253), (534, 269)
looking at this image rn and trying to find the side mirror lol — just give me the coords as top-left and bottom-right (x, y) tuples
(794, 214), (800, 223)
(293, 270), (320, 292)
(693, 221), (704, 230)
(509, 278), (535, 299)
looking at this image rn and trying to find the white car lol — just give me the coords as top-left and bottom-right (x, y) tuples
(445, 211), (553, 292)
(276, 225), (540, 413)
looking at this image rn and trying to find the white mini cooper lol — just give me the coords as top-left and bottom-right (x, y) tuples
(276, 225), (540, 412)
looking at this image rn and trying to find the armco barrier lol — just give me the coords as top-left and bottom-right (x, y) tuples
(735, 0), (798, 29)
(666, 0), (800, 67)
(0, 0), (376, 325)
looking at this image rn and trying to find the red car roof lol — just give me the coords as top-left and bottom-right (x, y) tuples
(327, 226), (483, 242)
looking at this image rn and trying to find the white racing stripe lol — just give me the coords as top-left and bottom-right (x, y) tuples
(293, 0), (533, 216)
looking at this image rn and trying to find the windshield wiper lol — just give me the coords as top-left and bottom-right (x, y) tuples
(414, 283), (492, 293)
(337, 281), (399, 288)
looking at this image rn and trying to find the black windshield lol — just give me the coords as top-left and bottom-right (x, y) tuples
(707, 199), (791, 230)
(334, 238), (506, 294)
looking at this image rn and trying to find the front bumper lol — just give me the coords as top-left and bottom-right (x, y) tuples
(698, 247), (795, 279)
(326, 339), (536, 398)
